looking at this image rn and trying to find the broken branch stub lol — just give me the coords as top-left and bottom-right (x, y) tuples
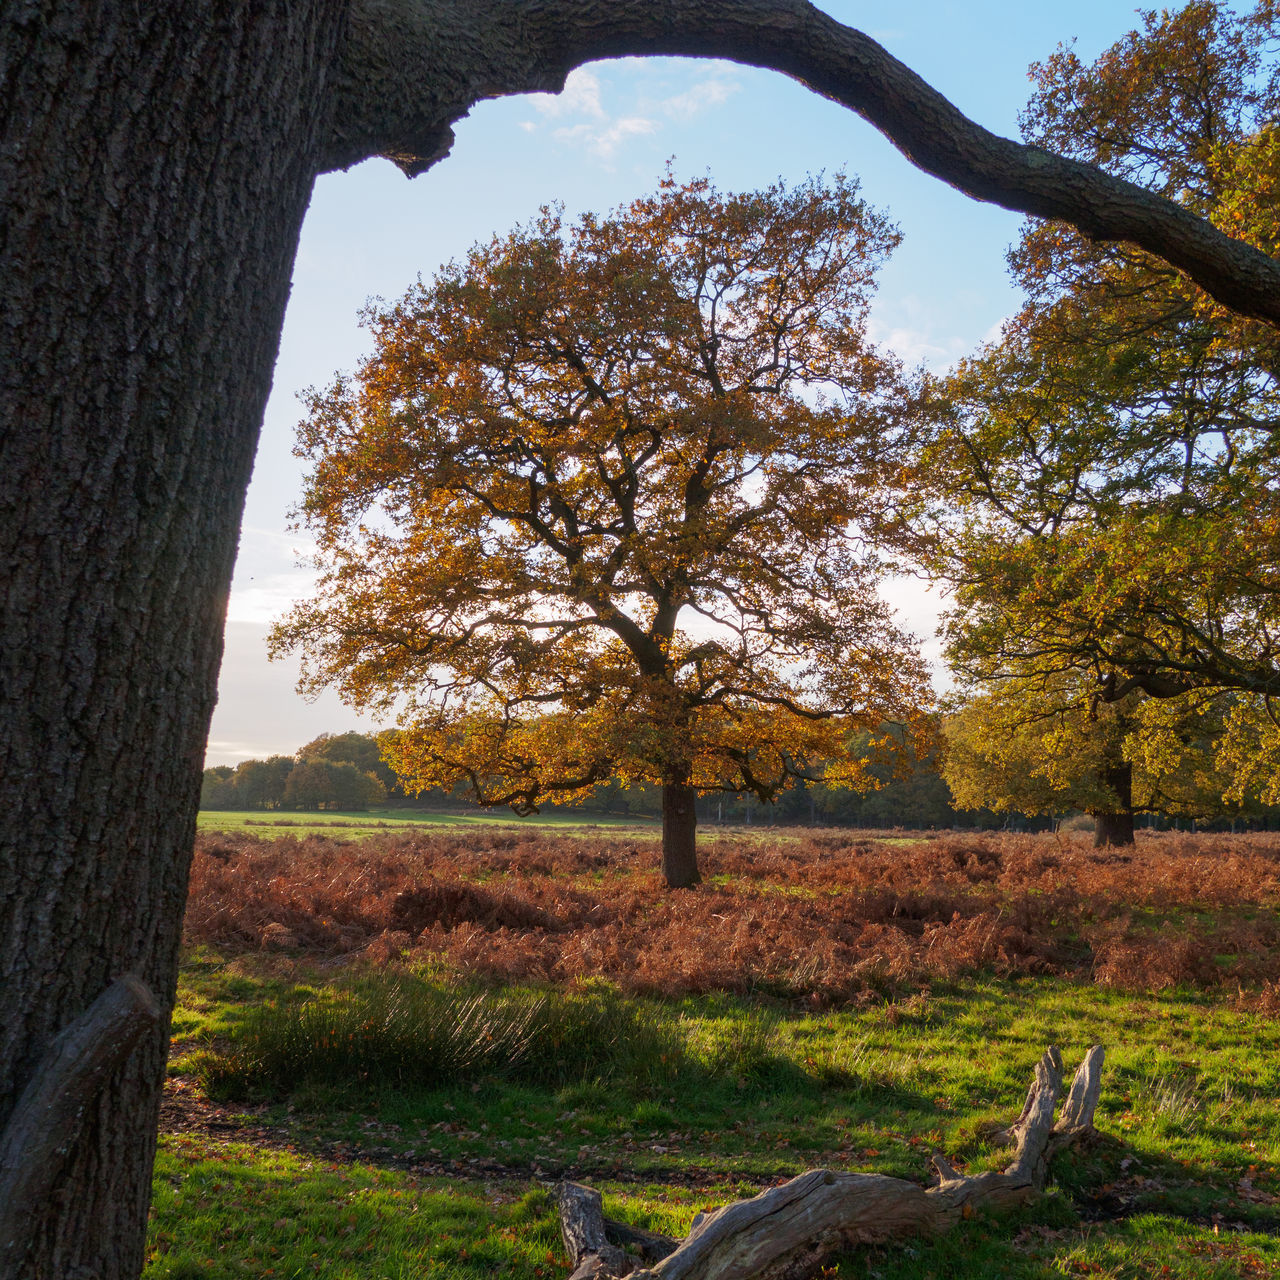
(558, 1044), (1105, 1280)
(0, 974), (160, 1265)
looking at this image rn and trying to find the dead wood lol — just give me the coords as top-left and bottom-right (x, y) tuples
(557, 1044), (1104, 1280)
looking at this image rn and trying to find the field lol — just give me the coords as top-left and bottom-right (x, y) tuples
(150, 826), (1280, 1278)
(196, 808), (654, 840)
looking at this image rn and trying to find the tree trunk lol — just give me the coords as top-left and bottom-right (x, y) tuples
(661, 778), (701, 888)
(1092, 763), (1136, 848)
(1093, 810), (1136, 848)
(0, 6), (345, 1276)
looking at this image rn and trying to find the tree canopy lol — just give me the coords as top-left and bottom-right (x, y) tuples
(923, 0), (1280, 814)
(271, 174), (932, 885)
(943, 678), (1249, 847)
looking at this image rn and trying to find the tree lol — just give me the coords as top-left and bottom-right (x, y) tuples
(942, 677), (1247, 847)
(298, 730), (401, 796)
(272, 175), (931, 887)
(813, 723), (963, 829)
(230, 755), (296, 809)
(7, 4), (1280, 1276)
(199, 766), (238, 810)
(282, 758), (386, 810)
(923, 2), (1280, 816)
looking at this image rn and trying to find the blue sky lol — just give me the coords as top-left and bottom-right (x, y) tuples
(206, 0), (1150, 764)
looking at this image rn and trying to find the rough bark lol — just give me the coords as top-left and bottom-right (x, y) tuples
(559, 1183), (636, 1280)
(1092, 763), (1137, 848)
(0, 5), (346, 1275)
(661, 779), (702, 889)
(558, 1183), (681, 1279)
(557, 1046), (1105, 1280)
(329, 0), (1280, 327)
(1093, 810), (1137, 848)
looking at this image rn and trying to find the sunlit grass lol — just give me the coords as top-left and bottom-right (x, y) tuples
(196, 808), (660, 839)
(155, 956), (1280, 1278)
(161, 826), (1280, 1278)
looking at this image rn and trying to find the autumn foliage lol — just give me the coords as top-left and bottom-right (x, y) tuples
(186, 828), (1280, 1005)
(271, 174), (930, 887)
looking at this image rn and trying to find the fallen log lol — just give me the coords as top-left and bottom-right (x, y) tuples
(557, 1044), (1104, 1280)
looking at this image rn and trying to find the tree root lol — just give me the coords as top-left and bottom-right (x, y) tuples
(557, 1044), (1104, 1280)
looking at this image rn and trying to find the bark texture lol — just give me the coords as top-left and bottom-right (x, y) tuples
(661, 780), (702, 889)
(0, 976), (159, 1270)
(1092, 764), (1137, 848)
(0, 5), (346, 1275)
(557, 1046), (1105, 1280)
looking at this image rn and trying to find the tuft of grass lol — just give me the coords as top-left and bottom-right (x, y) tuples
(195, 974), (690, 1099)
(690, 1010), (803, 1091)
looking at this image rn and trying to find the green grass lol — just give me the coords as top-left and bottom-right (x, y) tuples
(154, 952), (1280, 1279)
(192, 976), (694, 1099)
(196, 808), (659, 839)
(147, 1136), (570, 1279)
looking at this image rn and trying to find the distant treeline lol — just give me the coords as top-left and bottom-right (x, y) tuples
(202, 729), (1017, 827)
(204, 728), (1280, 830)
(202, 732), (393, 811)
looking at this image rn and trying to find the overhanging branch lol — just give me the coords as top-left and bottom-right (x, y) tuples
(328, 0), (1280, 325)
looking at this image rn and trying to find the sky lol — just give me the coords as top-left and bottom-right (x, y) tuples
(205, 0), (1148, 766)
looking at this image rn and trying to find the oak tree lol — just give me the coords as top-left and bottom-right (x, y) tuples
(272, 175), (930, 887)
(943, 677), (1247, 847)
(925, 1), (1280, 816)
(281, 758), (386, 810)
(8, 3), (1280, 1275)
(298, 729), (403, 795)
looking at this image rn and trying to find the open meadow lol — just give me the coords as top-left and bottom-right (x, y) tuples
(150, 825), (1280, 1279)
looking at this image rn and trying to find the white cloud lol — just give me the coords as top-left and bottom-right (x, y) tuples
(871, 324), (967, 373)
(521, 68), (738, 162)
(527, 68), (605, 119)
(867, 292), (988, 374)
(555, 115), (658, 159)
(206, 621), (388, 766)
(980, 312), (1014, 346)
(655, 77), (739, 118)
(879, 573), (951, 692)
(223, 525), (322, 625)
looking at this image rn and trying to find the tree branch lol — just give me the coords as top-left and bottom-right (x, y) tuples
(556, 1044), (1105, 1280)
(0, 974), (161, 1269)
(328, 0), (1280, 325)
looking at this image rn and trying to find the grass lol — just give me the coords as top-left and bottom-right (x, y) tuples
(191, 976), (693, 1099)
(158, 963), (1280, 1277)
(153, 828), (1280, 1279)
(148, 1136), (569, 1279)
(196, 808), (659, 840)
